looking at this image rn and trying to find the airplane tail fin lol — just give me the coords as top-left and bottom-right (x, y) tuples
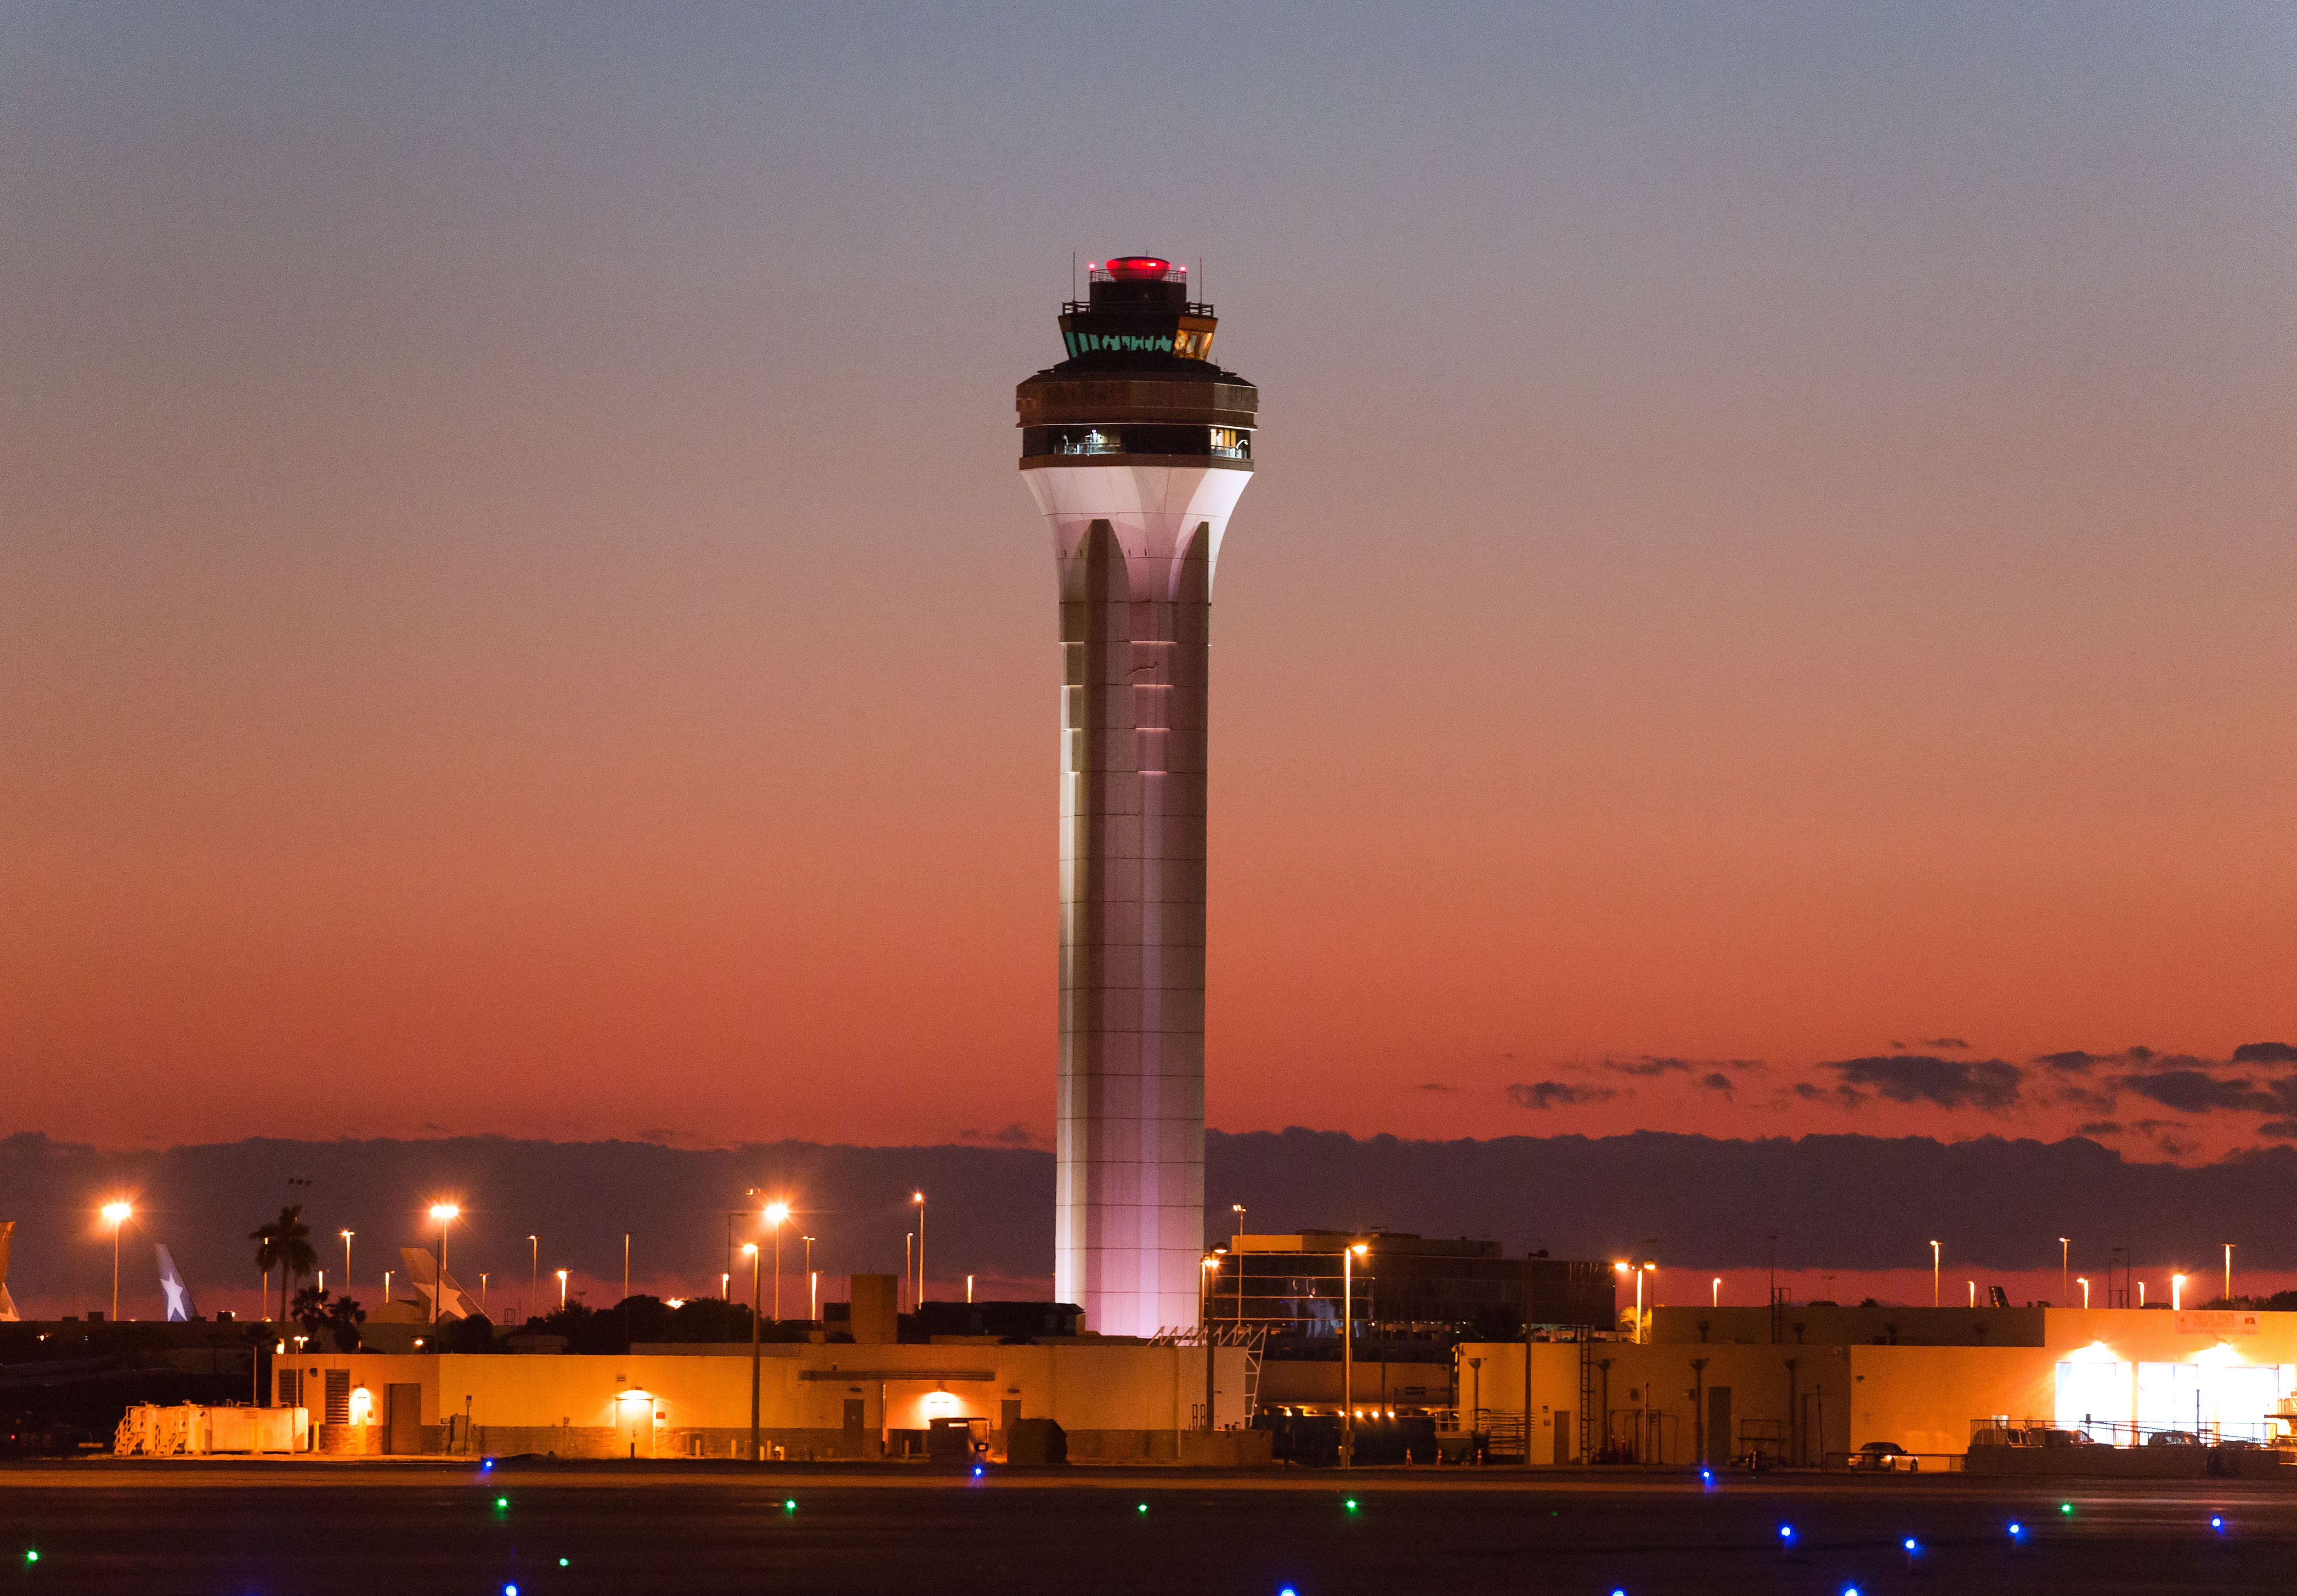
(154, 1243), (198, 1321)
(398, 1246), (482, 1321)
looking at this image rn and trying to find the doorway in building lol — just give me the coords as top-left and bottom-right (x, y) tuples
(1706, 1387), (1732, 1468)
(385, 1384), (423, 1455)
(1552, 1409), (1571, 1465)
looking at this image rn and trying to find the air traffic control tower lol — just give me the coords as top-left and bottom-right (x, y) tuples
(1018, 256), (1258, 1337)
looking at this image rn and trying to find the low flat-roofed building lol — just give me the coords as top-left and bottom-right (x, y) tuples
(260, 1338), (1256, 1463)
(1454, 1307), (2297, 1467)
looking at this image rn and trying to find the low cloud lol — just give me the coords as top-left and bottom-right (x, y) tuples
(2261, 1120), (2297, 1141)
(2077, 1121), (2122, 1137)
(2116, 1071), (2280, 1116)
(2034, 1050), (2110, 1072)
(1507, 1081), (1618, 1111)
(960, 1123), (1041, 1149)
(1602, 1056), (1693, 1077)
(1824, 1055), (2023, 1111)
(1601, 1055), (1762, 1078)
(1414, 1083), (1458, 1094)
(2234, 1042), (2297, 1065)
(1919, 1038), (1970, 1051)
(1698, 1072), (1735, 1097)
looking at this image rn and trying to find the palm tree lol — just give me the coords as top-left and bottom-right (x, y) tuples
(250, 1204), (317, 1325)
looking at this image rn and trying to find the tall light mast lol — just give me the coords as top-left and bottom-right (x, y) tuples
(1018, 255), (1259, 1337)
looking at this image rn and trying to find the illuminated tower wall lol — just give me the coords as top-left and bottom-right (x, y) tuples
(1017, 256), (1258, 1337)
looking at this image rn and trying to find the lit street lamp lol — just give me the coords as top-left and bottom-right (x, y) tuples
(341, 1230), (354, 1300)
(1231, 1204), (1247, 1325)
(2225, 1243), (2235, 1304)
(1929, 1241), (1941, 1308)
(427, 1204), (459, 1324)
(101, 1202), (132, 1322)
(528, 1235), (538, 1323)
(911, 1192), (926, 1308)
(803, 1236), (816, 1321)
(1341, 1242), (1368, 1468)
(2059, 1237), (2070, 1308)
(764, 1201), (791, 1322)
(2172, 1273), (2186, 1312)
(1200, 1254), (1220, 1432)
(2077, 1275), (2090, 1309)
(1712, 1276), (1721, 1308)
(556, 1268), (569, 1309)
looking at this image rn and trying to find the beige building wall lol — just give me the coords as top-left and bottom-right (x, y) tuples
(270, 1341), (1250, 1461)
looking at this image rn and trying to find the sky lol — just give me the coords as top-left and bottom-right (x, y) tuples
(4, 2), (2294, 1164)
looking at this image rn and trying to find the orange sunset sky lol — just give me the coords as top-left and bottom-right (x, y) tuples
(4, 3), (2292, 1162)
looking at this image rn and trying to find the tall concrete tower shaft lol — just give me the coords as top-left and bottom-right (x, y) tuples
(1018, 256), (1258, 1337)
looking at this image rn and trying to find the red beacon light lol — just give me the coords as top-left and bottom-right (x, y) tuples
(1103, 256), (1173, 281)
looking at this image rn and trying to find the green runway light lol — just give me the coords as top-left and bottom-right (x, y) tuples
(784, 1499), (797, 1511)
(1137, 1503), (1148, 1513)
(495, 1496), (509, 1510)
(24, 1550), (38, 1563)
(1345, 1499), (1358, 1511)
(558, 1558), (570, 1567)
(2061, 1503), (2074, 1515)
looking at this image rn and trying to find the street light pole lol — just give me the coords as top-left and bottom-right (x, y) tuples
(1231, 1204), (1247, 1325)
(1341, 1242), (1367, 1468)
(764, 1201), (790, 1322)
(2077, 1275), (2089, 1309)
(341, 1231), (354, 1301)
(2226, 1243), (2235, 1304)
(2059, 1237), (2069, 1308)
(1929, 1241), (1941, 1308)
(745, 1242), (762, 1462)
(802, 1237), (815, 1320)
(102, 1202), (131, 1321)
(529, 1235), (538, 1322)
(1200, 1255), (1219, 1432)
(427, 1204), (460, 1325)
(912, 1192), (926, 1308)
(556, 1269), (568, 1309)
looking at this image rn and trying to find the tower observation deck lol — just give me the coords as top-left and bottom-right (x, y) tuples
(1017, 257), (1259, 1337)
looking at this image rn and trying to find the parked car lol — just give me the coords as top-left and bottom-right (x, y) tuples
(2033, 1428), (2095, 1448)
(2145, 1431), (2200, 1447)
(1850, 1440), (1920, 1472)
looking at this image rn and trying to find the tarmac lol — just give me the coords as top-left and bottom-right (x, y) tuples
(2, 1460), (2290, 1592)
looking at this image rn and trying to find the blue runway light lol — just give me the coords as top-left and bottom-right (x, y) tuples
(503, 1585), (517, 1596)
(2008, 1522), (2024, 1538)
(1904, 1538), (1917, 1551)
(1778, 1523), (1794, 1541)
(2212, 1515), (2225, 1532)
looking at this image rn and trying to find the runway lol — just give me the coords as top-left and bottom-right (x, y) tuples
(1, 1462), (2286, 1593)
